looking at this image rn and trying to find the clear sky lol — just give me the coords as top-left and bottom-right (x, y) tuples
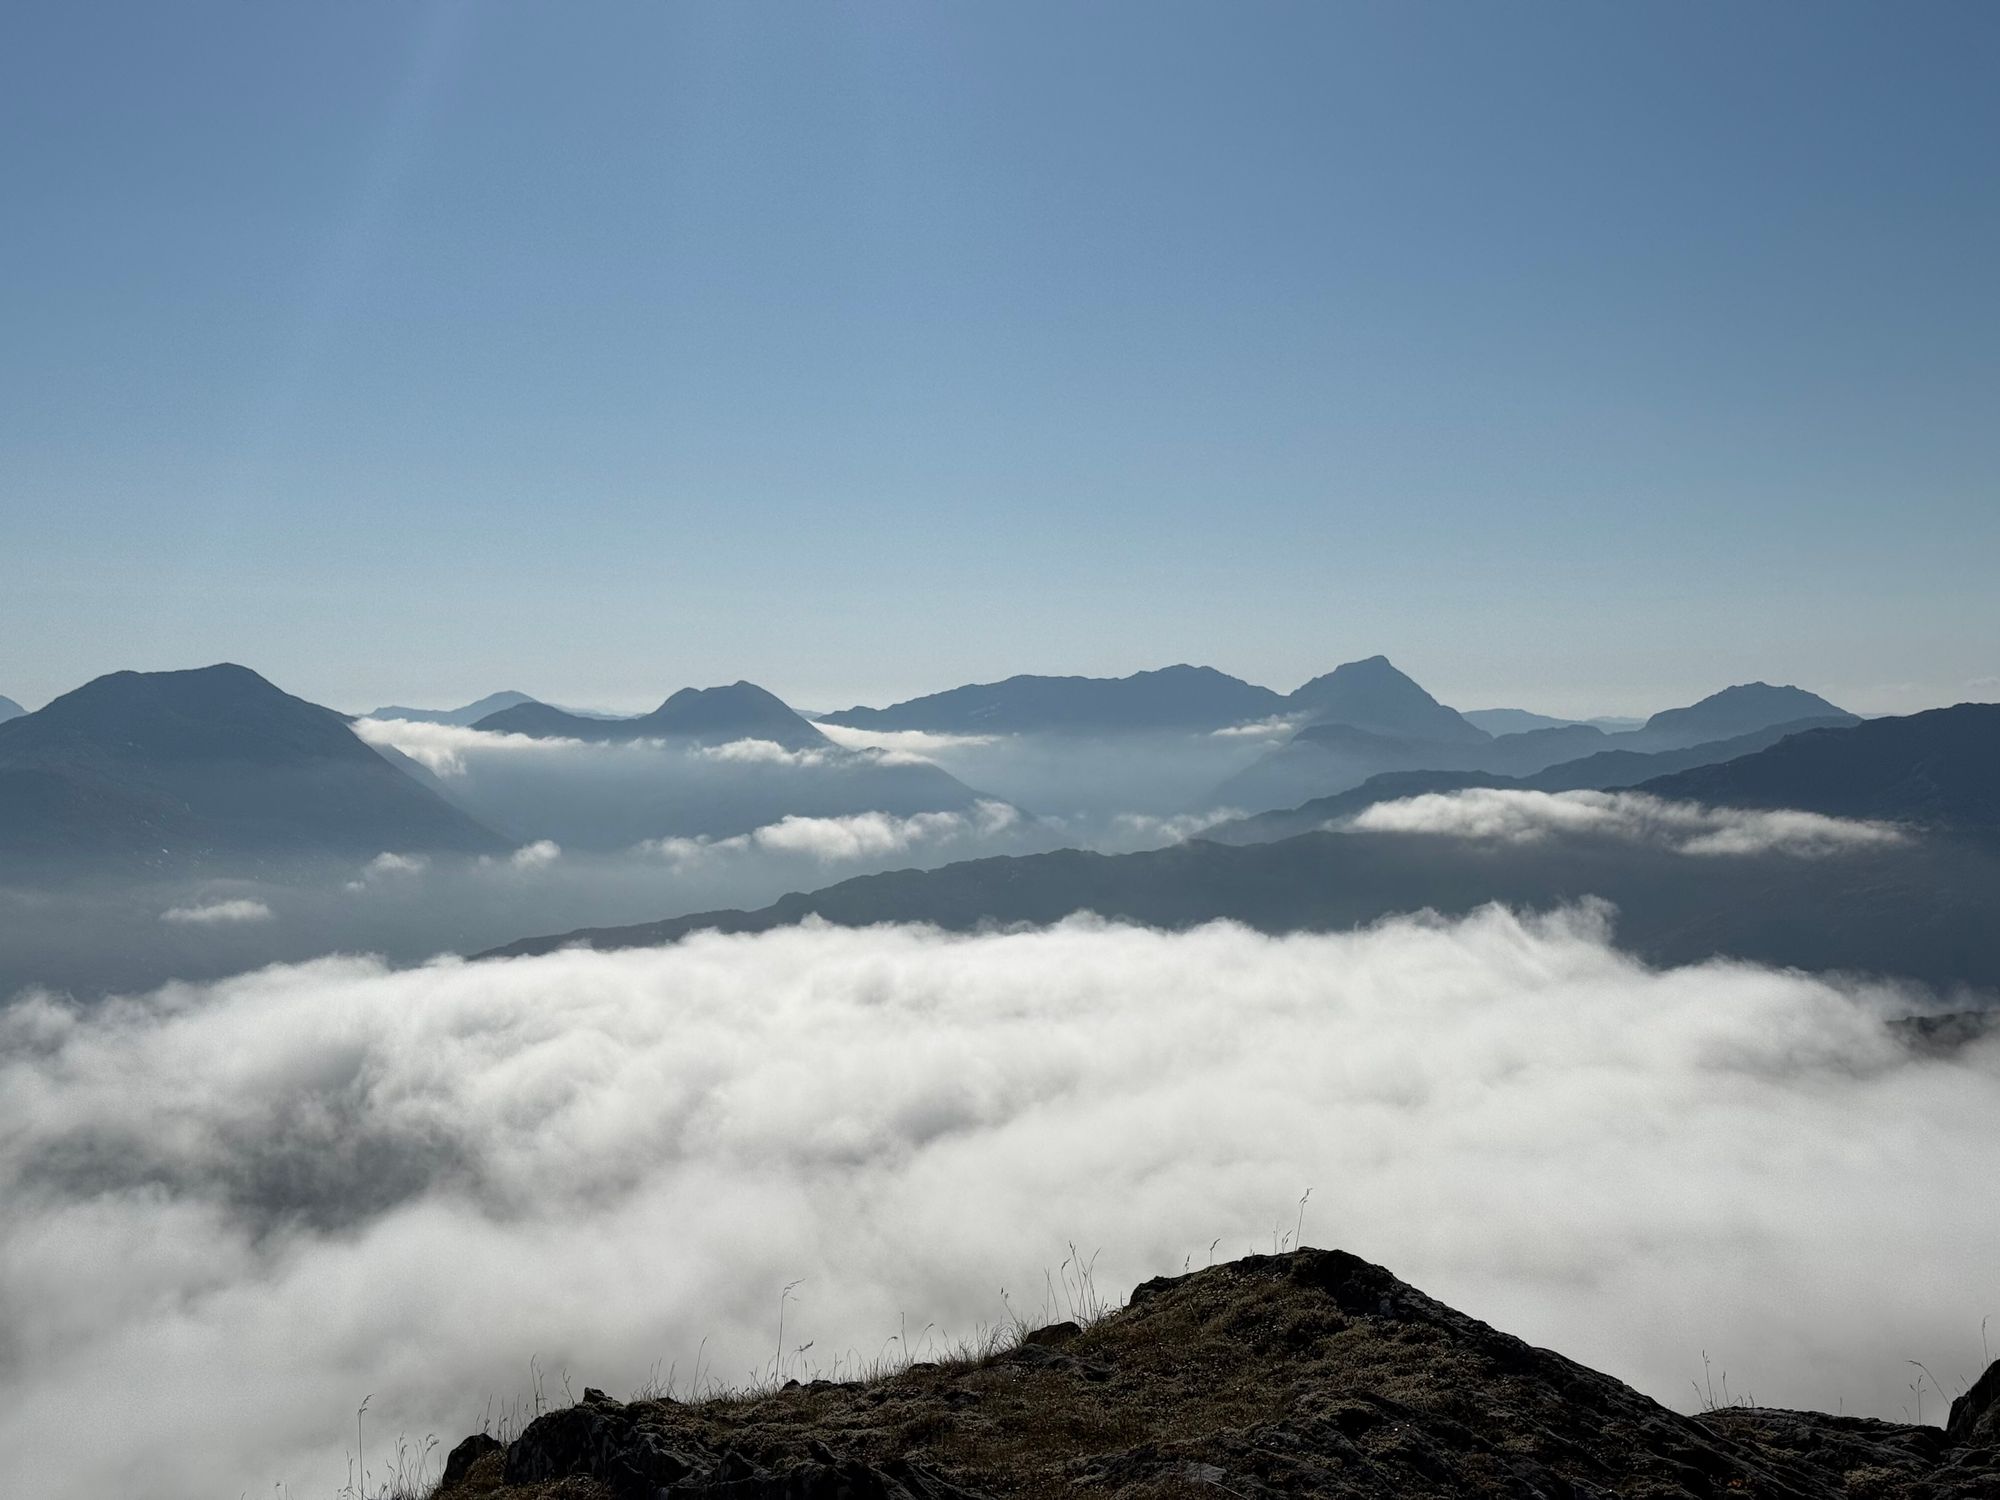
(4, 1), (1996, 718)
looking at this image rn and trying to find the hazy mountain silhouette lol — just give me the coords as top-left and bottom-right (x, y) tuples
(477, 682), (831, 751)
(0, 695), (24, 724)
(1217, 679), (1857, 812)
(821, 664), (1287, 734)
(483, 816), (2000, 991)
(1463, 707), (1581, 735)
(1284, 655), (1487, 742)
(365, 690), (538, 726)
(1216, 719), (1596, 811)
(1637, 682), (1852, 746)
(0, 665), (505, 865)
(1205, 715), (1860, 844)
(1640, 703), (2000, 830)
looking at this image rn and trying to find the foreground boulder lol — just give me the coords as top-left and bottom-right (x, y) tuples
(437, 1248), (2000, 1499)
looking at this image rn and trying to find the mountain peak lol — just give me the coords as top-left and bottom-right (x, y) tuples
(1643, 682), (1853, 742)
(0, 664), (503, 861)
(1286, 657), (1487, 744)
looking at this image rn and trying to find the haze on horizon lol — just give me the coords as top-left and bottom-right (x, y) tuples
(5, 1), (1998, 718)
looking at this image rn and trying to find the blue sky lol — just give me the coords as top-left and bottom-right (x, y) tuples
(4, 2), (1996, 717)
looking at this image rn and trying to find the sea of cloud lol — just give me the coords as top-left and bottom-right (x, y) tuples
(640, 800), (1023, 865)
(2, 907), (1994, 1498)
(1350, 787), (1908, 856)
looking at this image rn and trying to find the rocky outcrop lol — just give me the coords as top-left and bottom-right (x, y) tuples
(437, 1249), (2000, 1500)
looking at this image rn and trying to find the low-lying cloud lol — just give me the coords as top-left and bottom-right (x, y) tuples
(2, 909), (1994, 1499)
(159, 898), (274, 926)
(814, 724), (1003, 758)
(641, 800), (1022, 865)
(695, 738), (831, 768)
(1350, 788), (1907, 857)
(353, 716), (589, 777)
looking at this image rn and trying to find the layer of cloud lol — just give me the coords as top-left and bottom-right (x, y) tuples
(2, 910), (1994, 1498)
(814, 724), (1003, 758)
(158, 899), (273, 926)
(353, 717), (590, 777)
(642, 801), (1022, 865)
(694, 738), (831, 768)
(1106, 808), (1246, 847)
(1349, 788), (1907, 857)
(507, 840), (563, 871)
(1209, 716), (1300, 739)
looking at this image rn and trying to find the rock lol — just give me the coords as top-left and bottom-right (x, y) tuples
(1019, 1320), (1080, 1347)
(448, 1249), (1998, 1500)
(1948, 1359), (2000, 1446)
(437, 1431), (501, 1491)
(503, 1387), (700, 1497)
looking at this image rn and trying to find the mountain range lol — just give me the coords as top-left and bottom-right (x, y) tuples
(484, 705), (2000, 990)
(1205, 714), (1860, 844)
(0, 695), (24, 724)
(1216, 677), (1856, 810)
(362, 690), (537, 726)
(476, 681), (832, 751)
(0, 665), (504, 866)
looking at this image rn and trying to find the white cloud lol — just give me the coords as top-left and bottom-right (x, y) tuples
(352, 717), (588, 777)
(345, 852), (432, 890)
(693, 738), (832, 768)
(0, 909), (1993, 1499)
(158, 899), (273, 927)
(640, 801), (1021, 866)
(1109, 809), (1245, 846)
(1209, 716), (1299, 739)
(508, 841), (563, 871)
(1348, 788), (1906, 857)
(815, 724), (1003, 758)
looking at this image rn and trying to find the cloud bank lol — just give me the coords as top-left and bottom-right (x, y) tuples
(1, 909), (1994, 1499)
(641, 801), (1022, 865)
(815, 724), (1003, 757)
(353, 716), (589, 777)
(159, 898), (274, 926)
(1350, 788), (1907, 856)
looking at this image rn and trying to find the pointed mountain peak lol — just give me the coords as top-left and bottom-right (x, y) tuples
(1286, 657), (1487, 744)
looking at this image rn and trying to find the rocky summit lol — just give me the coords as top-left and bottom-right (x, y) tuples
(435, 1249), (1999, 1500)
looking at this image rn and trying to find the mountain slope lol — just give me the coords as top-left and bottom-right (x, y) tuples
(1640, 702), (2000, 830)
(439, 1248), (2000, 1500)
(1640, 681), (1853, 745)
(482, 815), (2000, 990)
(1216, 677), (1857, 813)
(1463, 707), (1583, 735)
(1207, 715), (1858, 844)
(477, 681), (830, 751)
(0, 664), (505, 864)
(365, 690), (538, 726)
(820, 664), (1286, 734)
(1284, 655), (1487, 742)
(0, 695), (24, 724)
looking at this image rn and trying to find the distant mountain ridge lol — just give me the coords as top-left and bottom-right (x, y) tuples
(0, 695), (24, 724)
(1640, 681), (1850, 742)
(821, 664), (1286, 734)
(1215, 680), (1858, 813)
(366, 691), (538, 726)
(1639, 703), (2000, 830)
(0, 664), (504, 864)
(477, 682), (830, 751)
(480, 801), (2000, 991)
(821, 655), (1489, 740)
(1286, 655), (1488, 743)
(1205, 715), (1860, 844)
